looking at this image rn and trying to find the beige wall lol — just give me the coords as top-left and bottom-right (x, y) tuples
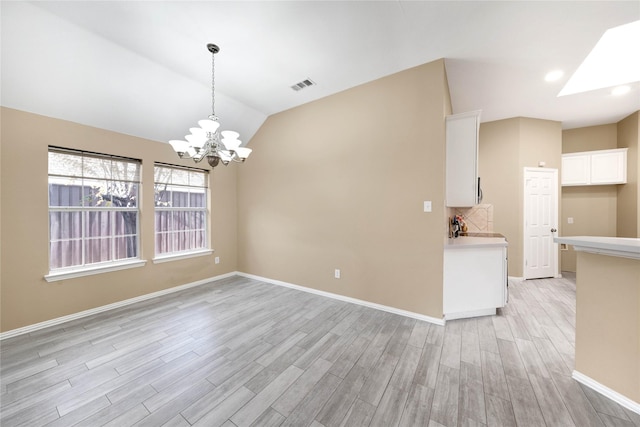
(575, 252), (640, 403)
(561, 124), (618, 271)
(479, 119), (520, 273)
(563, 124), (618, 153)
(561, 188), (618, 271)
(519, 118), (563, 277)
(237, 60), (451, 319)
(0, 107), (238, 332)
(617, 111), (640, 238)
(479, 117), (562, 277)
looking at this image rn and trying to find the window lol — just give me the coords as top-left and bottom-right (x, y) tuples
(154, 164), (209, 258)
(48, 147), (141, 274)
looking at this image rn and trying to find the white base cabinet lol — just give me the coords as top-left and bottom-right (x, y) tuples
(444, 243), (508, 320)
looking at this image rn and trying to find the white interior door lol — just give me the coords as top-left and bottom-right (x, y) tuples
(524, 168), (558, 279)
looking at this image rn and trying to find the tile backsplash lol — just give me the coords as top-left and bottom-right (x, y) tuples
(449, 204), (494, 232)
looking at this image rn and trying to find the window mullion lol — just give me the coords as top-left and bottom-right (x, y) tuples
(80, 173), (85, 268)
(109, 210), (114, 263)
(81, 204), (86, 268)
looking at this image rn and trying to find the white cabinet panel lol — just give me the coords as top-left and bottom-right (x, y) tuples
(561, 148), (627, 186)
(561, 154), (589, 185)
(590, 150), (627, 184)
(446, 111), (481, 207)
(443, 243), (507, 320)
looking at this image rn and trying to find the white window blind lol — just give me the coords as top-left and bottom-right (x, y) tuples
(154, 163), (209, 257)
(48, 147), (141, 272)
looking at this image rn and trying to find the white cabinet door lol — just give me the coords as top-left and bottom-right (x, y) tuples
(443, 245), (507, 320)
(591, 150), (627, 184)
(561, 153), (589, 186)
(446, 111), (481, 207)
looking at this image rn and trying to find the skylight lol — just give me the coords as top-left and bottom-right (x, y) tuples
(558, 20), (640, 96)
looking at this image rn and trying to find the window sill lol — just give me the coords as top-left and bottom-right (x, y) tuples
(153, 249), (214, 264)
(45, 259), (147, 282)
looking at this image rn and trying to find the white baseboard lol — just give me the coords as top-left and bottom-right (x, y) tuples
(512, 275), (564, 281)
(445, 308), (496, 321)
(1, 270), (446, 340)
(0, 271), (237, 341)
(237, 272), (445, 326)
(572, 370), (640, 415)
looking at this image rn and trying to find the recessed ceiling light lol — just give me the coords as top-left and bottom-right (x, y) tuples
(545, 70), (564, 82)
(611, 85), (631, 96)
(559, 20), (640, 96)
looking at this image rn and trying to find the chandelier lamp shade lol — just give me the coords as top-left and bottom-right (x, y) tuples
(169, 43), (252, 168)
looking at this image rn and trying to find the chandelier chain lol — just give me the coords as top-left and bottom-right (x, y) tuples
(211, 49), (216, 119)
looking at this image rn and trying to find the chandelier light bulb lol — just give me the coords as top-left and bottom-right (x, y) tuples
(234, 147), (253, 160)
(197, 119), (221, 133)
(185, 134), (206, 148)
(222, 139), (241, 152)
(169, 140), (189, 157)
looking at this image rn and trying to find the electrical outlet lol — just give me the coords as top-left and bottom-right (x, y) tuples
(423, 201), (432, 212)
(567, 217), (574, 224)
(215, 257), (220, 264)
(334, 269), (341, 279)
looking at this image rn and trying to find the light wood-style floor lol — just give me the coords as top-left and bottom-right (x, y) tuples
(1, 274), (639, 427)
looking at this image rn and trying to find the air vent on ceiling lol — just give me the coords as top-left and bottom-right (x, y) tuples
(291, 78), (316, 91)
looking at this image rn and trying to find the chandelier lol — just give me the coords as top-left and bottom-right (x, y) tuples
(169, 43), (252, 168)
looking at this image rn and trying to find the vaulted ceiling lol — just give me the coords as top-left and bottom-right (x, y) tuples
(2, 1), (639, 146)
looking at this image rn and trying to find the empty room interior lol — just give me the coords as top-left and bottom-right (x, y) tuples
(1, 1), (640, 426)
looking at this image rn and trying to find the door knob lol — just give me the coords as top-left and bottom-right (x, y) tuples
(551, 228), (557, 233)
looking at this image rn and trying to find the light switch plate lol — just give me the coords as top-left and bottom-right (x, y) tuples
(423, 201), (432, 212)
(568, 217), (574, 224)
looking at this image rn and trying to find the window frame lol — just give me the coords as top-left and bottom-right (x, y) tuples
(45, 147), (145, 282)
(152, 162), (212, 262)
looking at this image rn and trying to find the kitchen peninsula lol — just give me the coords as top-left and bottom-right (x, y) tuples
(554, 236), (640, 413)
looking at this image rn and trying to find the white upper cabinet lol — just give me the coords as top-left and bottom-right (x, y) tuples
(561, 154), (590, 186)
(590, 149), (627, 184)
(561, 148), (627, 186)
(446, 111), (481, 207)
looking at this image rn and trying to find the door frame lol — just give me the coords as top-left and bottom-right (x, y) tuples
(523, 167), (560, 279)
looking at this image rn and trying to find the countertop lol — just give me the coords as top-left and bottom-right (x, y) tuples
(459, 232), (506, 238)
(554, 236), (640, 260)
(445, 235), (508, 249)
